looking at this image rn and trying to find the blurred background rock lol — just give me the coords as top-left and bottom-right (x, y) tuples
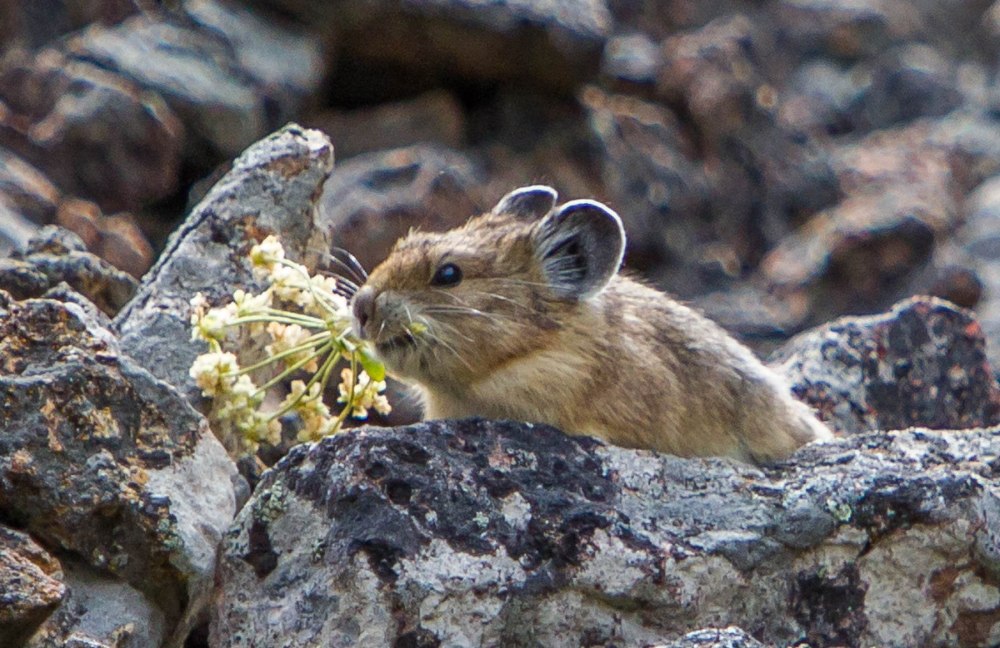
(2, 0), (1000, 368)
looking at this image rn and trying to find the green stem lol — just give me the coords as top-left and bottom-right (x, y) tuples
(253, 340), (333, 396)
(232, 332), (331, 374)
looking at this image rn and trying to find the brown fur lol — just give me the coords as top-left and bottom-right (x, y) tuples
(352, 197), (831, 464)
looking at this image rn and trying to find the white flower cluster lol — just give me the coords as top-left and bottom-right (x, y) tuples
(188, 235), (389, 458)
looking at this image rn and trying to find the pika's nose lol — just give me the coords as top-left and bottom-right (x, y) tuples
(352, 287), (375, 338)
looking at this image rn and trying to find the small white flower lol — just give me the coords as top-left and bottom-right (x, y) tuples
(250, 235), (285, 277)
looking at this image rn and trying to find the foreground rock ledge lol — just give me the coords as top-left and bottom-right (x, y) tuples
(213, 419), (1000, 647)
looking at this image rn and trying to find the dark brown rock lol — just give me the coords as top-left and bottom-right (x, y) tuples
(772, 297), (1000, 435)
(56, 199), (154, 278)
(0, 47), (184, 213)
(761, 122), (968, 324)
(0, 148), (61, 224)
(0, 0), (147, 53)
(64, 14), (265, 159)
(0, 526), (65, 647)
(656, 15), (839, 274)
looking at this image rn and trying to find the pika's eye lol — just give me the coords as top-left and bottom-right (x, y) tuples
(431, 262), (462, 287)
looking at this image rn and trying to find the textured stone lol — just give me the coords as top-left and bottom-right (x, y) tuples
(0, 0), (145, 52)
(0, 225), (138, 316)
(0, 148), (61, 224)
(773, 297), (1000, 435)
(0, 291), (239, 645)
(0, 525), (66, 646)
(580, 86), (711, 292)
(23, 558), (166, 648)
(656, 15), (839, 275)
(213, 418), (1000, 647)
(113, 124), (334, 396)
(655, 627), (767, 648)
(0, 47), (183, 213)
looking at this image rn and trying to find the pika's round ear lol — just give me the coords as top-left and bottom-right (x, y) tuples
(491, 185), (558, 220)
(532, 199), (625, 300)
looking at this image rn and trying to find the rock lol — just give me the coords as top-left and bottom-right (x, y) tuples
(113, 124), (334, 395)
(24, 558), (166, 648)
(772, 297), (1000, 435)
(952, 173), (1000, 369)
(600, 33), (662, 91)
(0, 225), (138, 316)
(181, 0), (328, 125)
(65, 14), (266, 159)
(847, 43), (964, 131)
(0, 148), (61, 224)
(0, 199), (39, 258)
(212, 418), (1000, 647)
(767, 0), (922, 61)
(318, 144), (482, 274)
(0, 525), (66, 647)
(0, 291), (239, 646)
(305, 90), (466, 161)
(55, 199), (154, 278)
(760, 121), (968, 324)
(328, 0), (611, 96)
(0, 47), (184, 214)
(656, 15), (840, 274)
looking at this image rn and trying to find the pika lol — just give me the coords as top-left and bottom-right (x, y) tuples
(351, 186), (831, 463)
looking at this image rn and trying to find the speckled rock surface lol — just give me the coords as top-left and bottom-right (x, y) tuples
(0, 291), (238, 646)
(113, 124), (333, 395)
(773, 297), (1000, 435)
(655, 627), (767, 648)
(212, 419), (1000, 647)
(0, 225), (138, 316)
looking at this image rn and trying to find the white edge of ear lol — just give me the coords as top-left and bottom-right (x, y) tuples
(491, 185), (559, 218)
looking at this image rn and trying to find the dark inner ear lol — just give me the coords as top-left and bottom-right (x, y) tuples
(533, 200), (625, 300)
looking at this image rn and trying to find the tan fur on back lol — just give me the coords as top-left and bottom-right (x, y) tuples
(352, 203), (831, 464)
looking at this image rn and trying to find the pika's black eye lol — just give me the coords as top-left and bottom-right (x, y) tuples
(431, 262), (462, 287)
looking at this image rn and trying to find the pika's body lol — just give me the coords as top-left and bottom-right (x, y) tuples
(352, 186), (830, 463)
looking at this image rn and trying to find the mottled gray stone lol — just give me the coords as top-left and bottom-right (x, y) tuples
(212, 418), (1000, 647)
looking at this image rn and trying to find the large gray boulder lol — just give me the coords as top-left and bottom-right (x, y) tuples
(212, 418), (1000, 647)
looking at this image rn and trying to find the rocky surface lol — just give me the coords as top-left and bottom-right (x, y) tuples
(774, 297), (1000, 435)
(0, 291), (239, 646)
(212, 418), (1000, 647)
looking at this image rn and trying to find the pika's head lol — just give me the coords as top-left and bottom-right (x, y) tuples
(350, 186), (625, 385)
